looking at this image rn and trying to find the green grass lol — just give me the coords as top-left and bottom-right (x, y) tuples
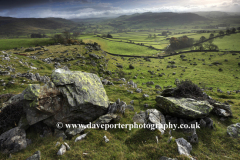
(0, 32), (240, 159)
(0, 38), (54, 50)
(83, 37), (160, 56)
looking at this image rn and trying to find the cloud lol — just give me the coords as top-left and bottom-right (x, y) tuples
(0, 0), (92, 10)
(0, 0), (239, 19)
(232, 0), (240, 4)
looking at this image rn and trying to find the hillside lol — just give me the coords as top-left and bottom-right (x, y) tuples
(0, 17), (76, 36)
(0, 40), (240, 159)
(101, 12), (209, 29)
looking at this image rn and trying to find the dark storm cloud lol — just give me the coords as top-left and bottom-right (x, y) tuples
(0, 0), (92, 10)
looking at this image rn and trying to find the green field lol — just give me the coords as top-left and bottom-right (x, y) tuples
(0, 38), (54, 50)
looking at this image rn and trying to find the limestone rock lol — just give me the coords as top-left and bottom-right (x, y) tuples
(65, 125), (86, 138)
(212, 102), (232, 117)
(94, 113), (118, 124)
(54, 129), (67, 140)
(26, 150), (41, 160)
(3, 69), (109, 128)
(175, 138), (195, 160)
(57, 144), (66, 155)
(155, 96), (213, 119)
(0, 127), (27, 154)
(133, 109), (166, 134)
(103, 135), (109, 143)
(159, 156), (178, 160)
(227, 123), (240, 138)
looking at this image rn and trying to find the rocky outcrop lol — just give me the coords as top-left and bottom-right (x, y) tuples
(2, 68), (109, 129)
(155, 96), (213, 119)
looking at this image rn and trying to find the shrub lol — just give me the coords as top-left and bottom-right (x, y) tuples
(173, 79), (205, 100)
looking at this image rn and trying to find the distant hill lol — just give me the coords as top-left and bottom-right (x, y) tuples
(101, 12), (209, 29)
(194, 11), (240, 18)
(0, 17), (76, 36)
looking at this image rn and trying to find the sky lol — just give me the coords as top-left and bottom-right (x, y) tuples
(0, 0), (239, 19)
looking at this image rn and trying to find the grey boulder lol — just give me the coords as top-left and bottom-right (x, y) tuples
(0, 127), (27, 154)
(227, 123), (240, 138)
(156, 96), (213, 119)
(133, 109), (166, 134)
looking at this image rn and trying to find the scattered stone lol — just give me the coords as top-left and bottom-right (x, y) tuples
(227, 123), (240, 138)
(25, 48), (35, 52)
(203, 117), (214, 129)
(155, 85), (162, 89)
(55, 142), (60, 147)
(75, 132), (89, 142)
(130, 100), (134, 105)
(94, 113), (118, 124)
(175, 138), (195, 160)
(159, 156), (177, 160)
(65, 125), (86, 139)
(129, 64), (134, 69)
(54, 129), (67, 140)
(64, 142), (71, 151)
(103, 135), (109, 143)
(126, 105), (134, 111)
(133, 109), (166, 134)
(188, 133), (198, 144)
(136, 88), (142, 93)
(116, 64), (123, 68)
(0, 127), (27, 154)
(212, 102), (232, 117)
(167, 136), (172, 143)
(143, 94), (149, 98)
(146, 81), (154, 85)
(108, 100), (126, 115)
(199, 119), (206, 128)
(57, 144), (66, 156)
(144, 104), (149, 108)
(26, 150), (41, 160)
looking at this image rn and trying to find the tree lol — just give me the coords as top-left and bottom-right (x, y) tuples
(208, 33), (214, 43)
(72, 31), (80, 39)
(199, 36), (206, 42)
(106, 33), (113, 38)
(237, 27), (240, 32)
(63, 30), (71, 39)
(208, 44), (219, 50)
(226, 29), (231, 34)
(162, 31), (167, 36)
(219, 30), (224, 36)
(52, 34), (64, 43)
(231, 28), (236, 33)
(194, 43), (204, 50)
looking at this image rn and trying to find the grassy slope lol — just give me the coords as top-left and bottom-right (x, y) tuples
(0, 33), (240, 159)
(0, 38), (54, 50)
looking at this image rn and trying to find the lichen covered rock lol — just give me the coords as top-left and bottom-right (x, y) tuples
(3, 69), (109, 128)
(155, 96), (213, 119)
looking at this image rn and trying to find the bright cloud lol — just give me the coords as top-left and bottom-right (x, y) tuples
(0, 0), (239, 18)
